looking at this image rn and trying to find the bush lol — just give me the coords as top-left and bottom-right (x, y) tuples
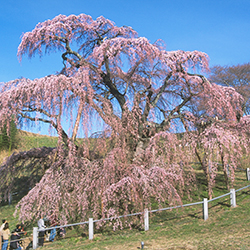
(0, 119), (18, 151)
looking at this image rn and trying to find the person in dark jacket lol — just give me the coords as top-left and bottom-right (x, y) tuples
(9, 230), (22, 250)
(15, 225), (26, 237)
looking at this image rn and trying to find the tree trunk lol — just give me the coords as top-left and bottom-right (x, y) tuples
(132, 138), (150, 163)
(206, 163), (212, 200)
(221, 154), (230, 190)
(195, 148), (212, 199)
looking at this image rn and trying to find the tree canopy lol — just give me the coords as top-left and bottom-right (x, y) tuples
(0, 14), (248, 226)
(209, 63), (250, 116)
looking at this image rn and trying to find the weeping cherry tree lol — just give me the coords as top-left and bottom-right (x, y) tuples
(0, 14), (248, 227)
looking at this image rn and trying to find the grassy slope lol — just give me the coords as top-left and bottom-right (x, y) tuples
(0, 130), (58, 165)
(0, 131), (250, 249)
(41, 171), (250, 250)
(16, 130), (58, 150)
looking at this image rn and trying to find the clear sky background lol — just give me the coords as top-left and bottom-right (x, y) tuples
(0, 0), (249, 136)
(1, 0), (250, 83)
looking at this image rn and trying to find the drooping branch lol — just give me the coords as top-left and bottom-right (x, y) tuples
(61, 38), (83, 68)
(22, 105), (57, 118)
(123, 60), (143, 96)
(0, 147), (56, 171)
(178, 110), (189, 132)
(19, 113), (69, 145)
(89, 95), (122, 131)
(141, 86), (153, 124)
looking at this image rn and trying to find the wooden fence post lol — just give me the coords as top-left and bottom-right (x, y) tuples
(32, 227), (38, 249)
(203, 198), (208, 221)
(89, 218), (93, 240)
(144, 208), (149, 231)
(246, 168), (250, 181)
(230, 189), (236, 207)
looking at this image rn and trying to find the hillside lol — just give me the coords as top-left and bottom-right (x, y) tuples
(0, 130), (58, 165)
(1, 170), (250, 249)
(0, 130), (250, 249)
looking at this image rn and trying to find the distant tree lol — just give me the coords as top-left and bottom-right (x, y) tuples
(188, 117), (249, 199)
(184, 77), (250, 198)
(209, 63), (250, 116)
(0, 119), (18, 152)
(0, 14), (247, 226)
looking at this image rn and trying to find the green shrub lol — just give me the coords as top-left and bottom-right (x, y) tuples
(0, 119), (18, 151)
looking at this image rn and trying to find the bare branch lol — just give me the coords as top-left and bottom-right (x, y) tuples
(151, 72), (173, 107)
(22, 105), (57, 118)
(19, 113), (69, 145)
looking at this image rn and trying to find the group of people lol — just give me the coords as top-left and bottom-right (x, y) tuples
(0, 217), (66, 249)
(0, 220), (26, 250)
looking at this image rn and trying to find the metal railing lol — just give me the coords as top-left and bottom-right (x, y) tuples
(32, 181), (250, 249)
(3, 230), (33, 250)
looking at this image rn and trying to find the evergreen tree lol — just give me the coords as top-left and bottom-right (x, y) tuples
(0, 119), (17, 151)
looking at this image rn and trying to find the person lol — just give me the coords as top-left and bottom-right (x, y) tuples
(58, 227), (66, 238)
(9, 230), (22, 250)
(43, 218), (50, 242)
(15, 225), (26, 237)
(0, 220), (7, 231)
(0, 220), (7, 249)
(37, 216), (46, 247)
(49, 219), (57, 242)
(9, 224), (27, 250)
(2, 222), (10, 250)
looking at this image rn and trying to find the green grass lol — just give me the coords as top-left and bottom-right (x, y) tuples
(0, 171), (249, 249)
(40, 188), (250, 249)
(16, 130), (58, 150)
(0, 130), (58, 165)
(1, 131), (250, 249)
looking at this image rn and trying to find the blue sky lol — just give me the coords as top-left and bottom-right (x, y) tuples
(1, 0), (250, 83)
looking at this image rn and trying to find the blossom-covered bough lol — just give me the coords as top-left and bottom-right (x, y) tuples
(0, 14), (248, 227)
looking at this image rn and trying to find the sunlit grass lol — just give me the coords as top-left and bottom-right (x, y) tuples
(0, 131), (250, 249)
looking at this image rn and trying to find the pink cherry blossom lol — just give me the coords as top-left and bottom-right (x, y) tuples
(0, 14), (248, 226)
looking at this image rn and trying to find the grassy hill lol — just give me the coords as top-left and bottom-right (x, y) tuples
(41, 170), (250, 250)
(0, 130), (250, 249)
(0, 130), (58, 165)
(1, 170), (249, 249)
(17, 130), (58, 149)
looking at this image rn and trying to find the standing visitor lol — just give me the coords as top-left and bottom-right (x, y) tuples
(9, 230), (22, 250)
(0, 220), (7, 231)
(1, 223), (10, 250)
(0, 220), (7, 249)
(49, 219), (57, 242)
(37, 216), (46, 247)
